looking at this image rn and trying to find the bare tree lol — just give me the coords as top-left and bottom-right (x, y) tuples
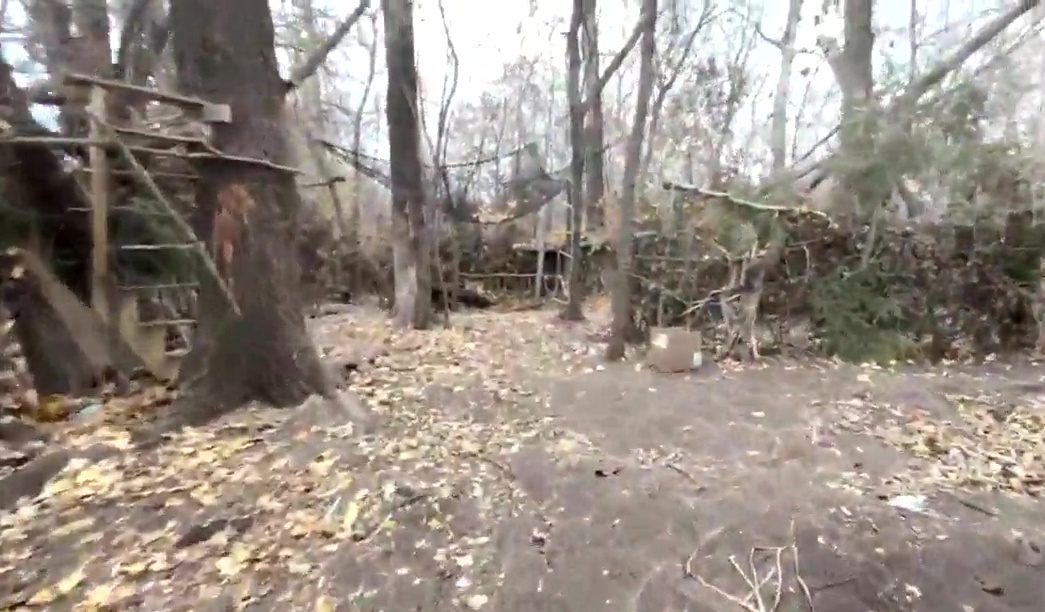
(382, 0), (431, 329)
(607, 0), (657, 360)
(561, 0), (587, 321)
(641, 0), (712, 184)
(581, 0), (606, 229)
(765, 0), (804, 171)
(288, 0), (355, 247)
(350, 14), (379, 253)
(561, 0), (655, 321)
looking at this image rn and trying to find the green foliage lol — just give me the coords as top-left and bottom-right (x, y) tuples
(810, 263), (915, 364)
(111, 197), (197, 283)
(0, 201), (37, 249)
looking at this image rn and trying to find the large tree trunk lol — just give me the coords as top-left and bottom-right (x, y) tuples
(382, 0), (431, 329)
(561, 0), (587, 322)
(168, 0), (332, 418)
(581, 0), (605, 231)
(606, 0), (656, 360)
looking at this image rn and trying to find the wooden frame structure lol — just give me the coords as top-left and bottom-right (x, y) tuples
(0, 73), (302, 377)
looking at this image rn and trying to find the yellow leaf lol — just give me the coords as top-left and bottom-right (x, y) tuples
(28, 587), (57, 605)
(42, 477), (75, 498)
(230, 543), (252, 564)
(118, 561), (148, 577)
(215, 555), (242, 577)
(315, 595), (336, 612)
(341, 501), (360, 531)
(52, 516), (95, 537)
(190, 485), (218, 506)
(36, 394), (71, 422)
(84, 582), (116, 608)
(56, 565), (85, 594)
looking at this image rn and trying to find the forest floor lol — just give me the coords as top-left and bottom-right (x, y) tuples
(2, 304), (1045, 611)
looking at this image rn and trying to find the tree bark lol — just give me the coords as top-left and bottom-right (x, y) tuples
(606, 0), (656, 361)
(581, 0), (605, 230)
(382, 0), (431, 329)
(168, 0), (333, 418)
(561, 0), (587, 321)
(819, 0), (883, 218)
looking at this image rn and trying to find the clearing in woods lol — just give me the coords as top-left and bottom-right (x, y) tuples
(2, 305), (1044, 611)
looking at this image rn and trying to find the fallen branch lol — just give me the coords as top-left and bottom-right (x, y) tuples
(662, 181), (812, 214)
(790, 520), (815, 612)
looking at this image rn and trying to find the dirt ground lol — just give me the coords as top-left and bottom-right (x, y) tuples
(2, 305), (1044, 611)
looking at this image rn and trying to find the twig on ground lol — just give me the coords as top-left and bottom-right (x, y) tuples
(665, 462), (706, 491)
(940, 489), (999, 517)
(790, 520), (815, 612)
(683, 546), (788, 611)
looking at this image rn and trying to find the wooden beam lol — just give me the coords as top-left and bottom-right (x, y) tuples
(63, 72), (231, 123)
(87, 112), (242, 316)
(88, 86), (110, 324)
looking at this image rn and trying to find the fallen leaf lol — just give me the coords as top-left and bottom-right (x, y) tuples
(342, 501), (360, 531)
(56, 564), (85, 594)
(27, 587), (57, 606)
(215, 555), (242, 577)
(52, 516), (95, 537)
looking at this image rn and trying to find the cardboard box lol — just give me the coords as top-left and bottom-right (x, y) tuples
(647, 328), (703, 373)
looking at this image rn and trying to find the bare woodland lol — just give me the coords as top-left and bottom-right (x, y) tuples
(2, 0), (1045, 609)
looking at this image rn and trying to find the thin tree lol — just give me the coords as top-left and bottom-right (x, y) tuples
(561, 0), (587, 321)
(581, 0), (606, 229)
(561, 0), (648, 321)
(606, 0), (657, 360)
(382, 0), (431, 329)
(765, 0), (804, 171)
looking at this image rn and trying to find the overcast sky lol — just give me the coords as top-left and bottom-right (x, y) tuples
(2, 0), (1036, 166)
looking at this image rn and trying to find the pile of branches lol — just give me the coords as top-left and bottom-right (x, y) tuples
(470, 181), (1043, 362)
(624, 201), (1043, 362)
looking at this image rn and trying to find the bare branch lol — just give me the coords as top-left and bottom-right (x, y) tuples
(285, 0), (371, 93)
(575, 5), (645, 118)
(895, 0), (1041, 110)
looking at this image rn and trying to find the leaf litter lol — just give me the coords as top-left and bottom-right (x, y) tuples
(1, 309), (603, 609)
(832, 384), (1045, 499)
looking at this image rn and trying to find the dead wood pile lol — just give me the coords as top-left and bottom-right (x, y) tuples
(472, 190), (1044, 362)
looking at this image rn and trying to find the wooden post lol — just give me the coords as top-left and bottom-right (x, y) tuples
(534, 206), (546, 299)
(88, 85), (110, 323)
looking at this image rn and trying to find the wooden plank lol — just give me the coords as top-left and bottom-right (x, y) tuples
(118, 282), (199, 291)
(87, 112), (241, 316)
(88, 86), (110, 324)
(63, 72), (231, 123)
(119, 243), (198, 251)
